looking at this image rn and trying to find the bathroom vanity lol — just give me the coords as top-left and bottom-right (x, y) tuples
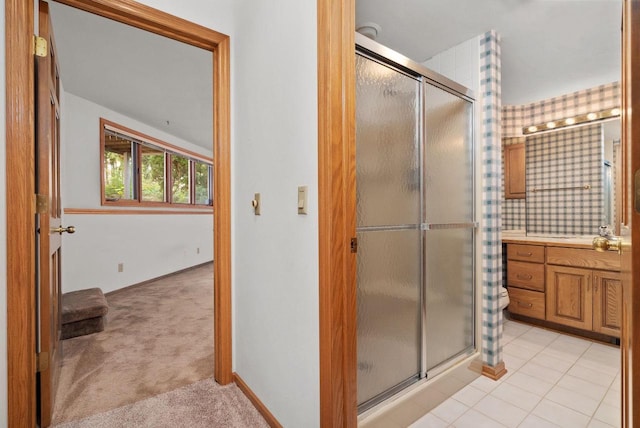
(504, 235), (621, 341)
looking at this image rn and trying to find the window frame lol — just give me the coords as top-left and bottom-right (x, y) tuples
(100, 118), (213, 208)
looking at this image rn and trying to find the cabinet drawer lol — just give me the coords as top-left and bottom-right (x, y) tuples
(507, 261), (545, 291)
(508, 288), (545, 319)
(507, 244), (545, 263)
(546, 247), (620, 271)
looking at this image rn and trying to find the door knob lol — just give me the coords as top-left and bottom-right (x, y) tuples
(51, 225), (76, 235)
(592, 236), (621, 254)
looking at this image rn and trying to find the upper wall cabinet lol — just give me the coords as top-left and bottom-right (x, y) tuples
(504, 142), (525, 199)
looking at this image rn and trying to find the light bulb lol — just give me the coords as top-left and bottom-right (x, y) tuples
(528, 126), (538, 133)
(546, 122), (556, 129)
(587, 112), (598, 120)
(565, 118), (575, 125)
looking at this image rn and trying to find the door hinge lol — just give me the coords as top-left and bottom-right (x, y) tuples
(34, 36), (48, 58)
(36, 351), (49, 372)
(35, 194), (48, 214)
(350, 237), (358, 253)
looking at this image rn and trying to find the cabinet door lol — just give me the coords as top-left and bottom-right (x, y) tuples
(546, 265), (593, 330)
(593, 270), (622, 338)
(504, 143), (525, 199)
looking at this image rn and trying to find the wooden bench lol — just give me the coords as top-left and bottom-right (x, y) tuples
(61, 288), (109, 340)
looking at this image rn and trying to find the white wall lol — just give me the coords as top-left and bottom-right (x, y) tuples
(61, 92), (214, 293)
(0, 0), (7, 424)
(3, 1), (322, 426)
(232, 1), (320, 427)
(423, 36), (480, 95)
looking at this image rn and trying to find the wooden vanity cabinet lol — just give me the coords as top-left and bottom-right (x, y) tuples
(546, 265), (593, 331)
(504, 143), (526, 199)
(506, 244), (546, 318)
(592, 270), (622, 337)
(506, 242), (621, 339)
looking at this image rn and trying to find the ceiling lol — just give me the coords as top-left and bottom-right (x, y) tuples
(49, 2), (213, 150)
(49, 1), (620, 144)
(356, 0), (621, 105)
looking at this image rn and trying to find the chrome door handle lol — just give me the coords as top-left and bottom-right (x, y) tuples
(51, 225), (75, 235)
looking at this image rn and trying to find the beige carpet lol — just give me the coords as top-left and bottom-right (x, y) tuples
(53, 377), (269, 428)
(52, 263), (221, 425)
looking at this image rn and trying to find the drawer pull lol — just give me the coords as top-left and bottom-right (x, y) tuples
(516, 273), (533, 280)
(517, 301), (533, 309)
(516, 251), (533, 257)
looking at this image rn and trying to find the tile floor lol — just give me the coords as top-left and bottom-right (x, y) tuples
(410, 321), (621, 428)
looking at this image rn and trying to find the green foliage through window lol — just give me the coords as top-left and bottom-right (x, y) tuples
(171, 155), (190, 203)
(102, 125), (212, 207)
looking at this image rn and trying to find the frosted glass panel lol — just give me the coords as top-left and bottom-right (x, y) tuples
(357, 229), (421, 406)
(356, 54), (420, 227)
(424, 84), (473, 224)
(425, 228), (474, 371)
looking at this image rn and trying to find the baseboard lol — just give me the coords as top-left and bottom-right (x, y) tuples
(233, 372), (282, 428)
(104, 261), (213, 297)
(481, 361), (508, 380)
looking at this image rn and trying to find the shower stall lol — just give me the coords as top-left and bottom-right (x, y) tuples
(356, 35), (476, 411)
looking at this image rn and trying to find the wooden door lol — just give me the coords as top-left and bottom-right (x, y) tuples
(621, 1), (640, 425)
(36, 2), (64, 426)
(546, 265), (593, 330)
(593, 270), (622, 338)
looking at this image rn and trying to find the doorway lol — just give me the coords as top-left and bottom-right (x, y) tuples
(5, 1), (231, 426)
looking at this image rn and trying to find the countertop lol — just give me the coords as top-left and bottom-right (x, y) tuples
(502, 231), (597, 249)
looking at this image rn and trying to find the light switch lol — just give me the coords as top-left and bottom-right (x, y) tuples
(298, 186), (308, 215)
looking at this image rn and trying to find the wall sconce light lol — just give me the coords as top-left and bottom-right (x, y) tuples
(522, 107), (621, 135)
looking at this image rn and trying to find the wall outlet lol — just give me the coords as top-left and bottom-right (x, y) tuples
(117, 263), (124, 273)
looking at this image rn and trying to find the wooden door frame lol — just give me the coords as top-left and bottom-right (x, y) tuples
(621, 0), (640, 425)
(5, 0), (232, 425)
(317, 0), (638, 427)
(317, 0), (357, 426)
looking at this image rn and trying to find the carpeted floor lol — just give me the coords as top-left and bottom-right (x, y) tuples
(53, 378), (269, 428)
(52, 263), (238, 425)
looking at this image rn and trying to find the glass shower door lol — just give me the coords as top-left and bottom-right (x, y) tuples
(356, 54), (422, 409)
(423, 83), (475, 373)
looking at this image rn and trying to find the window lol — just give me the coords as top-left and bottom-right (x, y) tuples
(101, 118), (213, 207)
(171, 155), (190, 204)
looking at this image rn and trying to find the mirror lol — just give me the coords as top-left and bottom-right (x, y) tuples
(503, 116), (621, 237)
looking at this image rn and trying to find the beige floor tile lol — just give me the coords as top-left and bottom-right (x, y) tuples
(532, 399), (591, 428)
(593, 402), (622, 427)
(430, 398), (468, 424)
(473, 395), (527, 428)
(519, 361), (564, 384)
(451, 384), (486, 407)
(504, 371), (555, 396)
(567, 364), (616, 388)
(556, 374), (608, 402)
(409, 413), (449, 428)
(386, 400), (431, 428)
(518, 414), (561, 428)
(546, 385), (600, 416)
(451, 408), (507, 428)
(602, 388), (621, 408)
(490, 382), (542, 412)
